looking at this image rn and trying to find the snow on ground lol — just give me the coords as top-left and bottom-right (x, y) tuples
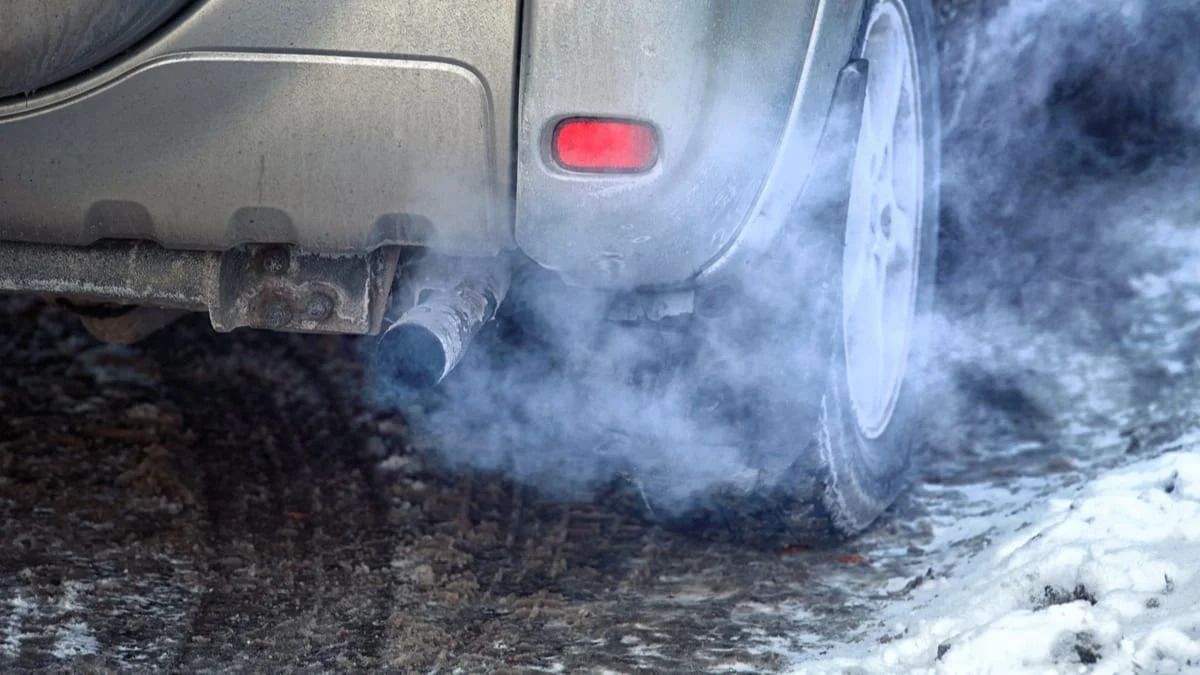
(803, 450), (1200, 673)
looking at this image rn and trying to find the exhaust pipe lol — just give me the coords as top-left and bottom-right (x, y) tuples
(376, 255), (510, 388)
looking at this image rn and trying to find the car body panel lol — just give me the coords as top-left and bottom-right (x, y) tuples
(698, 0), (867, 285)
(0, 0), (518, 255)
(515, 0), (864, 288)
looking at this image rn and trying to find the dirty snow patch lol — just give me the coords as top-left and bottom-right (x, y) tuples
(1, 596), (32, 658)
(800, 450), (1200, 673)
(51, 621), (99, 659)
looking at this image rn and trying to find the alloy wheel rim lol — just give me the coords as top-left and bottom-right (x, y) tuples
(842, 0), (924, 440)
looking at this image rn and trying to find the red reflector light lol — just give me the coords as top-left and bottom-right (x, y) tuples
(552, 118), (658, 173)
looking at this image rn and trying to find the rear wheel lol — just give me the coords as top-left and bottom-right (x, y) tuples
(819, 0), (939, 533)
(689, 0), (940, 540)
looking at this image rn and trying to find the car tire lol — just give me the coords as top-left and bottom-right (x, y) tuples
(678, 0), (941, 543)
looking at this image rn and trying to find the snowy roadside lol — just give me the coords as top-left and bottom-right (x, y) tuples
(803, 449), (1200, 673)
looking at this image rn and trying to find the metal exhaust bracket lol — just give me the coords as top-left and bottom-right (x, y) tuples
(0, 239), (400, 335)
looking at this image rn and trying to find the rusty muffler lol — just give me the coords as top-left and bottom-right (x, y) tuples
(376, 254), (510, 388)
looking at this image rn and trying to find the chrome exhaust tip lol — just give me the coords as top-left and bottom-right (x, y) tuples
(376, 255), (510, 388)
